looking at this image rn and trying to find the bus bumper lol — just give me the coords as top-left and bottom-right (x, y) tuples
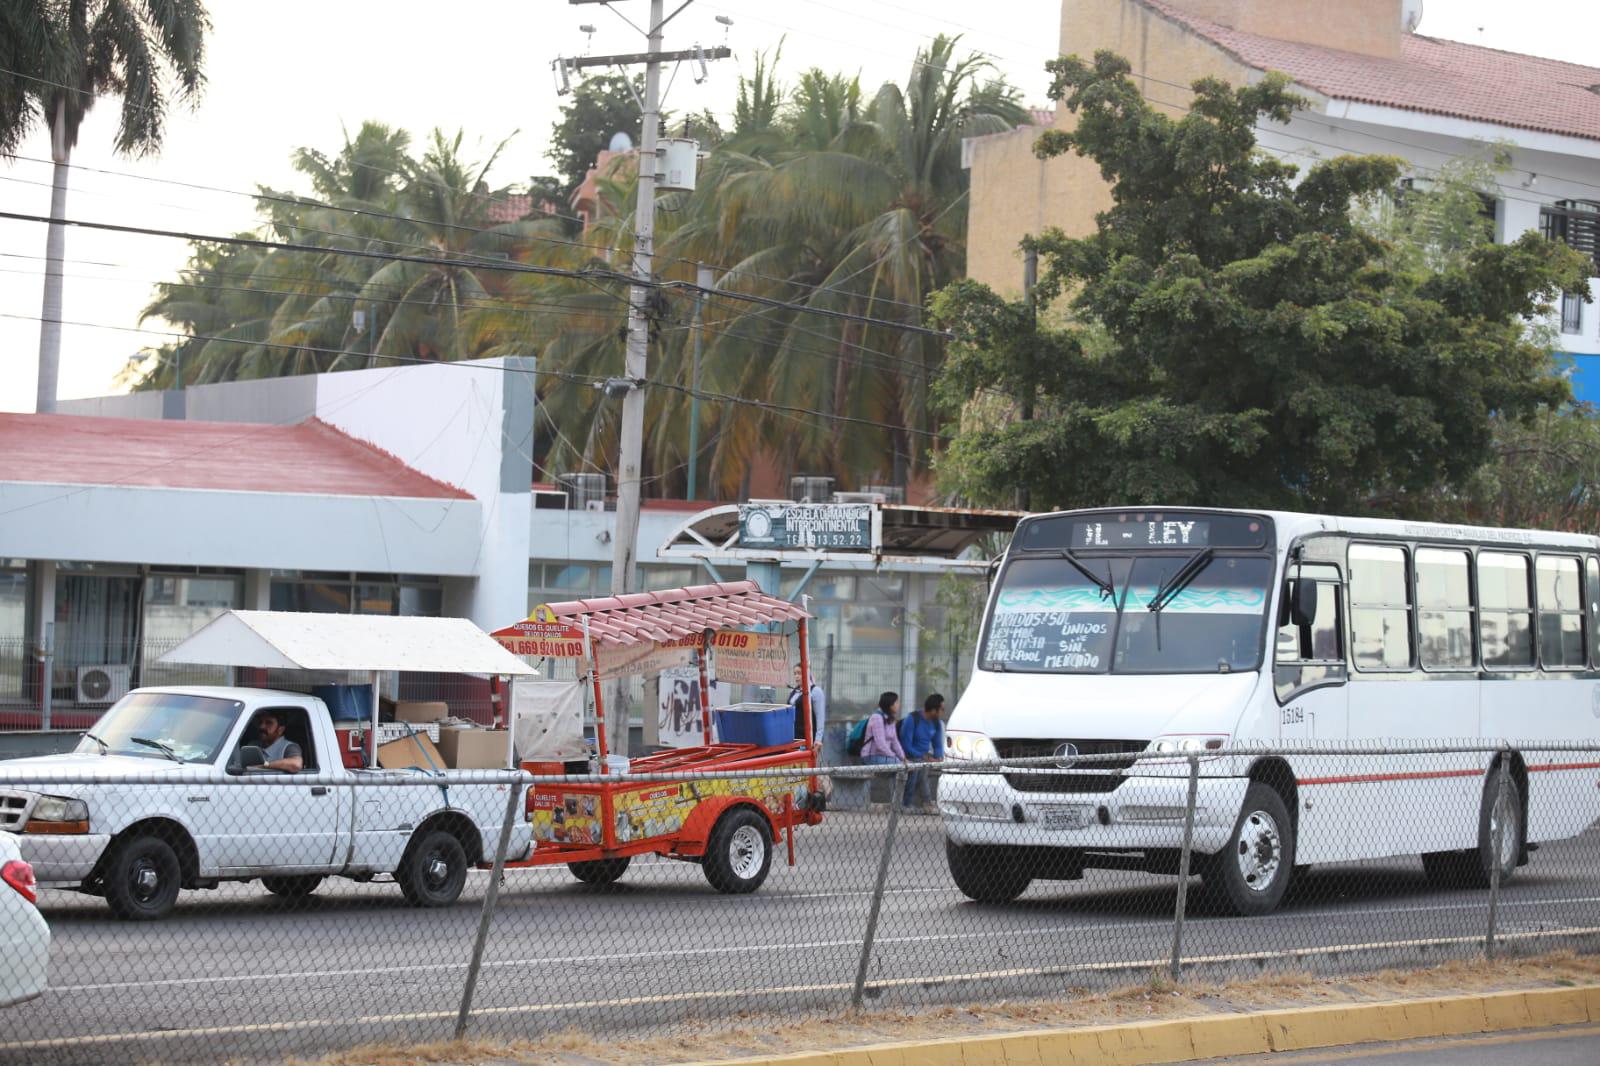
(937, 772), (1248, 856)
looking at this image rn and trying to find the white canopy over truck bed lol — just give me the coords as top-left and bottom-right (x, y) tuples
(157, 610), (536, 764)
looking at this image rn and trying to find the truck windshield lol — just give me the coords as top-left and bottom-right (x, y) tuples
(74, 692), (243, 763)
(982, 554), (1273, 674)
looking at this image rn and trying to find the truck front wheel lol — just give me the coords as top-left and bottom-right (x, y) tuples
(399, 829), (468, 907)
(105, 834), (182, 921)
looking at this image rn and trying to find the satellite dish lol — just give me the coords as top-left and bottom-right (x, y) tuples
(608, 132), (634, 152)
(1402, 0), (1424, 33)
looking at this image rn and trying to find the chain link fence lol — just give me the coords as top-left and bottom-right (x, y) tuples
(0, 742), (1597, 1064)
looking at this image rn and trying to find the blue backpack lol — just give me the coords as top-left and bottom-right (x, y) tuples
(846, 717), (870, 757)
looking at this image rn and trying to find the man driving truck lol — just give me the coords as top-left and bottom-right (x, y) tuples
(252, 711), (304, 772)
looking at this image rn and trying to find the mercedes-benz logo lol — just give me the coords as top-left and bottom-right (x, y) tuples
(1053, 742), (1079, 769)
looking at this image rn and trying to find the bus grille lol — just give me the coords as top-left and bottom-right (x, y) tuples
(995, 738), (1146, 794)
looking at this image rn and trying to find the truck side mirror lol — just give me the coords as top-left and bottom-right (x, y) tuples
(228, 745), (266, 775)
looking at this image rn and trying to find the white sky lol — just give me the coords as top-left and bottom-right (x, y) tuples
(1, 0), (1598, 411)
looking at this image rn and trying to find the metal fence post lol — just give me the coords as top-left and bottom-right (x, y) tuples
(40, 622), (54, 731)
(455, 775), (526, 1039)
(1169, 755), (1201, 984)
(852, 766), (906, 1010)
(1486, 752), (1510, 961)
(824, 634), (835, 711)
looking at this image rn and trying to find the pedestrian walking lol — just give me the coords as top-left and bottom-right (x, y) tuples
(898, 693), (945, 812)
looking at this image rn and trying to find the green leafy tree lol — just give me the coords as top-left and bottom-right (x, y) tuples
(5, 0), (209, 411)
(542, 73), (642, 198)
(933, 51), (1592, 515)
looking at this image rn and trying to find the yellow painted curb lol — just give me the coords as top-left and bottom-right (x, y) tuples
(693, 984), (1600, 1066)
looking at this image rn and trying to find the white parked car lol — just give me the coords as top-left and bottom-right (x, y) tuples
(0, 832), (49, 1007)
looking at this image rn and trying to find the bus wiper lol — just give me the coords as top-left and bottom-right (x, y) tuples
(83, 732), (108, 755)
(1059, 548), (1115, 601)
(1147, 548), (1215, 614)
(132, 736), (182, 763)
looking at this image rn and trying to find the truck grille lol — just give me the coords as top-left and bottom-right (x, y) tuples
(0, 791), (30, 832)
(995, 738), (1146, 795)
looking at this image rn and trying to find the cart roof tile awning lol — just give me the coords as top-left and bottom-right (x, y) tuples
(495, 580), (809, 650)
(158, 610), (537, 675)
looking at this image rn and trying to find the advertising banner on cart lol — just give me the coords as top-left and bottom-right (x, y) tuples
(656, 666), (728, 748)
(491, 604), (586, 658)
(711, 630), (790, 685)
(595, 635), (697, 679)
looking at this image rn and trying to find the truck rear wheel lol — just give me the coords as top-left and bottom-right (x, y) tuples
(568, 857), (631, 885)
(399, 829), (468, 907)
(703, 808), (772, 894)
(105, 834), (182, 921)
(945, 840), (1031, 903)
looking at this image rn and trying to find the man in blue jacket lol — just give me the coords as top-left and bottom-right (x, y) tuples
(898, 693), (945, 811)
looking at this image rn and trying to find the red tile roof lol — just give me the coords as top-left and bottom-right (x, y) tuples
(0, 413), (473, 499)
(484, 193), (532, 224)
(1140, 0), (1600, 143)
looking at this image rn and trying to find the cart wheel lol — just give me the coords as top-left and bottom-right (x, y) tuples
(703, 808), (772, 894)
(568, 857), (631, 885)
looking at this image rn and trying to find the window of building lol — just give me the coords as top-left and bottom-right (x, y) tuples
(1562, 291), (1584, 334)
(1541, 200), (1600, 273)
(1415, 548), (1474, 670)
(269, 572), (442, 617)
(1350, 544), (1413, 670)
(1537, 555), (1585, 670)
(1478, 552), (1534, 669)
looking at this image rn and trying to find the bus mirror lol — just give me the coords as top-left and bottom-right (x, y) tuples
(1290, 579), (1318, 628)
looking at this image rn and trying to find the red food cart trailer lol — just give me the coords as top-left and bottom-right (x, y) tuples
(490, 581), (823, 893)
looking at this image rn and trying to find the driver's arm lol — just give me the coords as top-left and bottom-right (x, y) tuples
(263, 742), (303, 773)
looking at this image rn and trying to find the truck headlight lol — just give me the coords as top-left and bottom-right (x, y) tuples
(946, 731), (999, 763)
(26, 794), (90, 834)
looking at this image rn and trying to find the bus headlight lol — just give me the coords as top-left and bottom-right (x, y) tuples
(946, 731), (999, 763)
(1146, 736), (1228, 755)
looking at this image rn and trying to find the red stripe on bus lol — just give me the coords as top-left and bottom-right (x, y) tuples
(1302, 761), (1600, 786)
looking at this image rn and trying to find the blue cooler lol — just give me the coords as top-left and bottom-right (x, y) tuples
(713, 703), (795, 746)
(313, 684), (373, 722)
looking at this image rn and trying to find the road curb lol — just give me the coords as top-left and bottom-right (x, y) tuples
(694, 984), (1600, 1065)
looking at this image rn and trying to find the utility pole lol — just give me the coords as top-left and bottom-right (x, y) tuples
(688, 263), (714, 500)
(561, 1), (728, 755)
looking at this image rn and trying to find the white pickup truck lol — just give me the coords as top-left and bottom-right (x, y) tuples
(0, 686), (532, 920)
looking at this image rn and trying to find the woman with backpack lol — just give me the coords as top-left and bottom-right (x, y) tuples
(859, 691), (908, 768)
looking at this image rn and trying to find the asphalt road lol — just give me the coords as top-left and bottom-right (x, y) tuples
(4, 815), (1599, 1065)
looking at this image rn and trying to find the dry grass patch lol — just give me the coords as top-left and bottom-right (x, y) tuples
(299, 951), (1600, 1066)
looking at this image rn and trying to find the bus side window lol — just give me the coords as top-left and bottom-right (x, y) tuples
(1588, 556), (1600, 668)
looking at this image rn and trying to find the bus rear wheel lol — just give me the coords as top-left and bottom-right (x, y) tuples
(1422, 767), (1522, 890)
(1200, 783), (1294, 916)
(945, 840), (1031, 903)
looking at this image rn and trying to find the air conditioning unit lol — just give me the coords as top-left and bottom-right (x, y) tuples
(832, 490), (886, 505)
(863, 484), (906, 504)
(789, 475), (836, 503)
(556, 472), (607, 510)
(77, 664), (131, 705)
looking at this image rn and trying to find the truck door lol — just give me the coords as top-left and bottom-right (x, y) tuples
(1272, 563), (1348, 863)
(204, 705), (343, 874)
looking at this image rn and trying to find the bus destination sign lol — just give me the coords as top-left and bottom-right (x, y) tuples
(1071, 519), (1210, 549)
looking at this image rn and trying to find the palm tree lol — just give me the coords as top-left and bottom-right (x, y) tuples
(9, 0), (209, 412)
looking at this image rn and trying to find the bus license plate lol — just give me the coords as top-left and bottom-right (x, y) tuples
(1039, 805), (1090, 830)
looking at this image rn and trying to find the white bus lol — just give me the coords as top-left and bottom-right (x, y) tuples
(939, 507), (1600, 915)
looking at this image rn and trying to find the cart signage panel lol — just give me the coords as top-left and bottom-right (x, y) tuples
(491, 604), (587, 658)
(739, 502), (876, 550)
(595, 634), (698, 679)
(711, 630), (791, 684)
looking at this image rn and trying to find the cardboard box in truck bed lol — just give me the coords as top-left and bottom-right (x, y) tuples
(438, 727), (507, 769)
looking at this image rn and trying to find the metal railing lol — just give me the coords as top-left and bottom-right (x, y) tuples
(0, 740), (1596, 1064)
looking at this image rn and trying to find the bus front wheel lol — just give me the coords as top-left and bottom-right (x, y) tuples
(1200, 783), (1294, 916)
(945, 840), (1031, 903)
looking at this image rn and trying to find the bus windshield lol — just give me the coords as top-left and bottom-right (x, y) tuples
(982, 554), (1274, 674)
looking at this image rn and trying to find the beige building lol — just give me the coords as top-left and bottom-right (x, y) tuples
(965, 1), (1600, 387)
